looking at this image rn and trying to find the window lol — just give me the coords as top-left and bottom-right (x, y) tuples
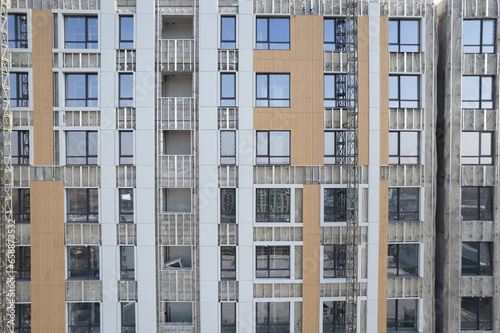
(323, 301), (346, 332)
(461, 186), (493, 221)
(221, 73), (236, 107)
(120, 246), (135, 280)
(67, 188), (98, 222)
(389, 75), (420, 108)
(388, 20), (420, 52)
(256, 18), (289, 50)
(10, 72), (29, 107)
(463, 20), (495, 54)
(324, 18), (346, 51)
(68, 303), (100, 333)
(387, 299), (418, 331)
(14, 246), (30, 280)
(462, 76), (494, 109)
(462, 132), (493, 165)
(119, 16), (134, 50)
(256, 188), (290, 222)
(13, 189), (30, 223)
(221, 246), (236, 280)
(119, 131), (133, 165)
(461, 297), (492, 330)
(66, 131), (98, 165)
(324, 188), (347, 222)
(119, 73), (133, 107)
(221, 16), (236, 49)
(389, 131), (420, 165)
(121, 302), (136, 333)
(256, 246), (290, 278)
(462, 242), (492, 276)
(15, 304), (31, 333)
(324, 131), (354, 165)
(323, 245), (346, 278)
(221, 302), (236, 332)
(65, 74), (98, 107)
(221, 188), (236, 223)
(165, 302), (193, 324)
(388, 244), (418, 277)
(256, 74), (290, 107)
(388, 188), (419, 221)
(256, 131), (290, 165)
(8, 14), (28, 48)
(65, 16), (98, 49)
(256, 302), (290, 332)
(12, 130), (29, 165)
(119, 189), (134, 223)
(67, 246), (99, 279)
(220, 131), (236, 165)
(324, 74), (349, 108)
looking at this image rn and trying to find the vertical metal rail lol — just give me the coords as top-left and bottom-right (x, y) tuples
(0, 0), (14, 332)
(345, 0), (359, 332)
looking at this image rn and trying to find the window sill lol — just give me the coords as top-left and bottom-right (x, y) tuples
(387, 275), (420, 279)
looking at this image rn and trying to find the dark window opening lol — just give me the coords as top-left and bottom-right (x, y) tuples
(221, 246), (236, 280)
(388, 188), (419, 222)
(461, 297), (492, 330)
(256, 246), (290, 278)
(10, 72), (29, 107)
(461, 186), (493, 221)
(65, 74), (98, 107)
(462, 242), (493, 276)
(323, 245), (346, 278)
(119, 188), (134, 223)
(324, 188), (347, 222)
(14, 246), (30, 280)
(323, 301), (346, 332)
(119, 131), (133, 165)
(66, 131), (98, 165)
(8, 14), (28, 48)
(221, 188), (236, 223)
(256, 302), (290, 333)
(120, 246), (135, 280)
(388, 244), (419, 277)
(12, 130), (29, 165)
(13, 189), (30, 223)
(67, 188), (99, 223)
(256, 188), (290, 222)
(387, 299), (418, 331)
(67, 246), (100, 280)
(68, 303), (100, 333)
(221, 73), (236, 107)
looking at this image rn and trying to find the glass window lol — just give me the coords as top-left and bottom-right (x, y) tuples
(119, 16), (134, 50)
(323, 245), (346, 278)
(324, 18), (346, 51)
(66, 131), (98, 165)
(119, 131), (133, 165)
(120, 246), (135, 280)
(461, 187), (493, 221)
(65, 16), (98, 49)
(462, 242), (493, 276)
(220, 130), (236, 165)
(14, 246), (31, 280)
(221, 188), (236, 223)
(389, 131), (420, 165)
(12, 130), (29, 165)
(66, 74), (98, 107)
(221, 302), (236, 333)
(256, 131), (290, 165)
(13, 189), (30, 223)
(68, 303), (100, 333)
(67, 246), (100, 279)
(388, 244), (419, 277)
(462, 132), (493, 165)
(221, 73), (236, 107)
(119, 189), (134, 223)
(323, 301), (346, 332)
(256, 74), (290, 107)
(221, 16), (236, 50)
(256, 302), (290, 332)
(256, 18), (290, 50)
(221, 246), (236, 280)
(256, 188), (291, 222)
(462, 76), (494, 109)
(121, 302), (136, 333)
(324, 74), (354, 108)
(67, 188), (99, 222)
(387, 299), (418, 331)
(388, 188), (419, 221)
(324, 131), (354, 165)
(389, 75), (420, 108)
(10, 72), (29, 107)
(8, 14), (28, 48)
(461, 297), (492, 330)
(324, 188), (347, 222)
(256, 246), (290, 278)
(119, 74), (133, 107)
(15, 303), (31, 333)
(389, 20), (420, 52)
(463, 20), (495, 54)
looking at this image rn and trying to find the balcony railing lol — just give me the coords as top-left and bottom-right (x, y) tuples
(158, 97), (194, 130)
(159, 39), (194, 72)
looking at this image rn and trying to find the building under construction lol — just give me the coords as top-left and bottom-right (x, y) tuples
(0, 0), (498, 332)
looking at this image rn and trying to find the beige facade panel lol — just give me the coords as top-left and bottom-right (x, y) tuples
(358, 16), (369, 166)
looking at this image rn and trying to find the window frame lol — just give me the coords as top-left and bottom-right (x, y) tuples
(220, 188), (236, 223)
(67, 245), (100, 280)
(389, 131), (420, 165)
(324, 130), (354, 165)
(221, 302), (237, 332)
(387, 243), (419, 277)
(461, 297), (492, 330)
(256, 130), (291, 165)
(8, 14), (28, 49)
(12, 188), (30, 224)
(388, 19), (420, 53)
(119, 73), (134, 107)
(68, 302), (100, 333)
(256, 302), (290, 332)
(67, 188), (99, 223)
(65, 73), (98, 107)
(324, 74), (349, 108)
(14, 246), (31, 280)
(386, 299), (418, 331)
(462, 242), (493, 276)
(220, 16), (236, 50)
(324, 188), (347, 222)
(119, 188), (134, 223)
(461, 186), (494, 221)
(119, 131), (134, 166)
(119, 16), (134, 50)
(12, 130), (30, 165)
(256, 188), (291, 222)
(256, 17), (290, 50)
(461, 131), (494, 165)
(324, 18), (346, 51)
(255, 245), (290, 279)
(463, 19), (495, 54)
(220, 73), (236, 107)
(256, 73), (291, 108)
(323, 244), (346, 278)
(221, 246), (236, 280)
(10, 72), (29, 108)
(14, 303), (31, 333)
(65, 16), (98, 49)
(389, 75), (420, 109)
(388, 188), (420, 222)
(220, 130), (236, 165)
(120, 246), (135, 280)
(66, 131), (98, 166)
(462, 75), (494, 109)
(121, 302), (136, 333)
(323, 301), (346, 332)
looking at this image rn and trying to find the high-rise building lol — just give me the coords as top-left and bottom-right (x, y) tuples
(0, 0), (498, 332)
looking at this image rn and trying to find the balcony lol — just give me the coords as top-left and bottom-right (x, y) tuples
(159, 39), (194, 72)
(158, 97), (194, 130)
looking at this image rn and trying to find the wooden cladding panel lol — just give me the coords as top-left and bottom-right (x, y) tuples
(32, 10), (54, 166)
(379, 17), (390, 166)
(377, 180), (389, 333)
(358, 17), (370, 166)
(302, 185), (321, 332)
(254, 16), (324, 166)
(31, 181), (65, 333)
